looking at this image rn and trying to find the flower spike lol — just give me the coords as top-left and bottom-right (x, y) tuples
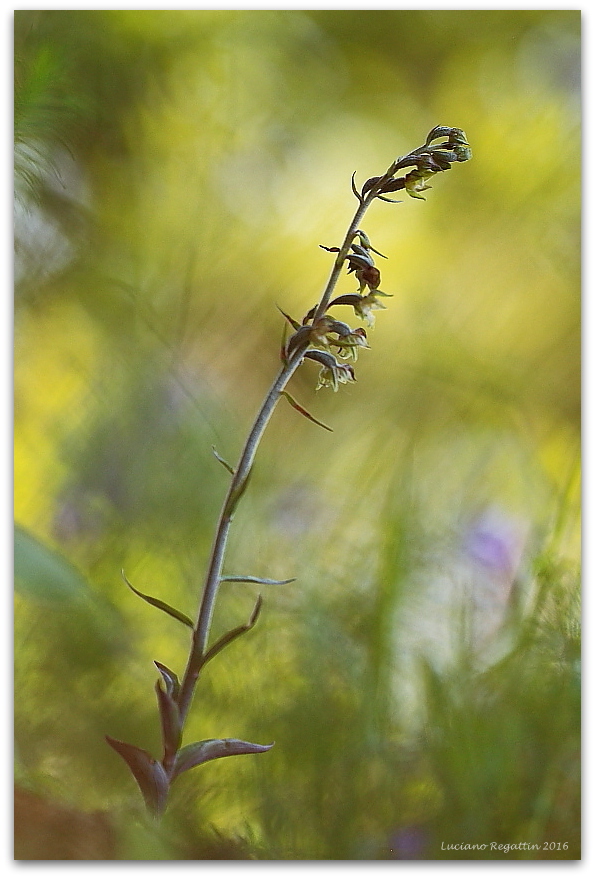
(106, 126), (472, 818)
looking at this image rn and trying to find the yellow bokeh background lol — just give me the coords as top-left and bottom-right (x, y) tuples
(14, 10), (580, 860)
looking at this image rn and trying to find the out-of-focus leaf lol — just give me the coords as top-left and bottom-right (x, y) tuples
(121, 571), (194, 628)
(173, 738), (274, 780)
(15, 525), (93, 604)
(105, 736), (169, 817)
(14, 526), (128, 659)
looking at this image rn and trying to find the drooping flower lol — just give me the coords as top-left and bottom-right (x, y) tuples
(329, 325), (370, 360)
(354, 291), (392, 326)
(308, 315), (337, 348)
(316, 361), (356, 391)
(304, 349), (356, 392)
(327, 290), (393, 327)
(344, 248), (383, 292)
(306, 317), (371, 360)
(404, 167), (435, 200)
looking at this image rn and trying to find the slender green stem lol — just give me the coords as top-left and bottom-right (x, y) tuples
(311, 192), (374, 322)
(175, 168), (391, 725)
(177, 354), (302, 721)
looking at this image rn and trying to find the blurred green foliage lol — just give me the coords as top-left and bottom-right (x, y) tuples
(14, 9), (579, 860)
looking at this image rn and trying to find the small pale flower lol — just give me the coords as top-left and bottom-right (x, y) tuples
(317, 361), (355, 391)
(354, 290), (392, 326)
(304, 349), (356, 392)
(325, 290), (393, 328)
(308, 315), (336, 349)
(404, 168), (435, 200)
(331, 326), (370, 361)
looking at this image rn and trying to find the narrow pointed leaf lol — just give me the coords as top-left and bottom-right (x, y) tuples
(302, 304), (317, 323)
(351, 171), (363, 202)
(276, 306), (301, 330)
(105, 736), (169, 817)
(280, 391), (333, 432)
(121, 571), (193, 629)
(154, 661), (180, 699)
(173, 738), (274, 780)
(199, 595), (263, 670)
(365, 245), (388, 260)
(212, 446), (235, 475)
(220, 575), (296, 585)
(327, 293), (364, 308)
(155, 681), (182, 770)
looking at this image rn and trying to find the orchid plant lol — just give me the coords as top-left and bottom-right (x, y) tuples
(106, 126), (472, 816)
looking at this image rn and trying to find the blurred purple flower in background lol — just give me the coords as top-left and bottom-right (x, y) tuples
(388, 825), (428, 860)
(462, 505), (527, 583)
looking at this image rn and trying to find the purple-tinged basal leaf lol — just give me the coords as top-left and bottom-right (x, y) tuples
(173, 738), (274, 780)
(155, 681), (182, 770)
(105, 736), (169, 817)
